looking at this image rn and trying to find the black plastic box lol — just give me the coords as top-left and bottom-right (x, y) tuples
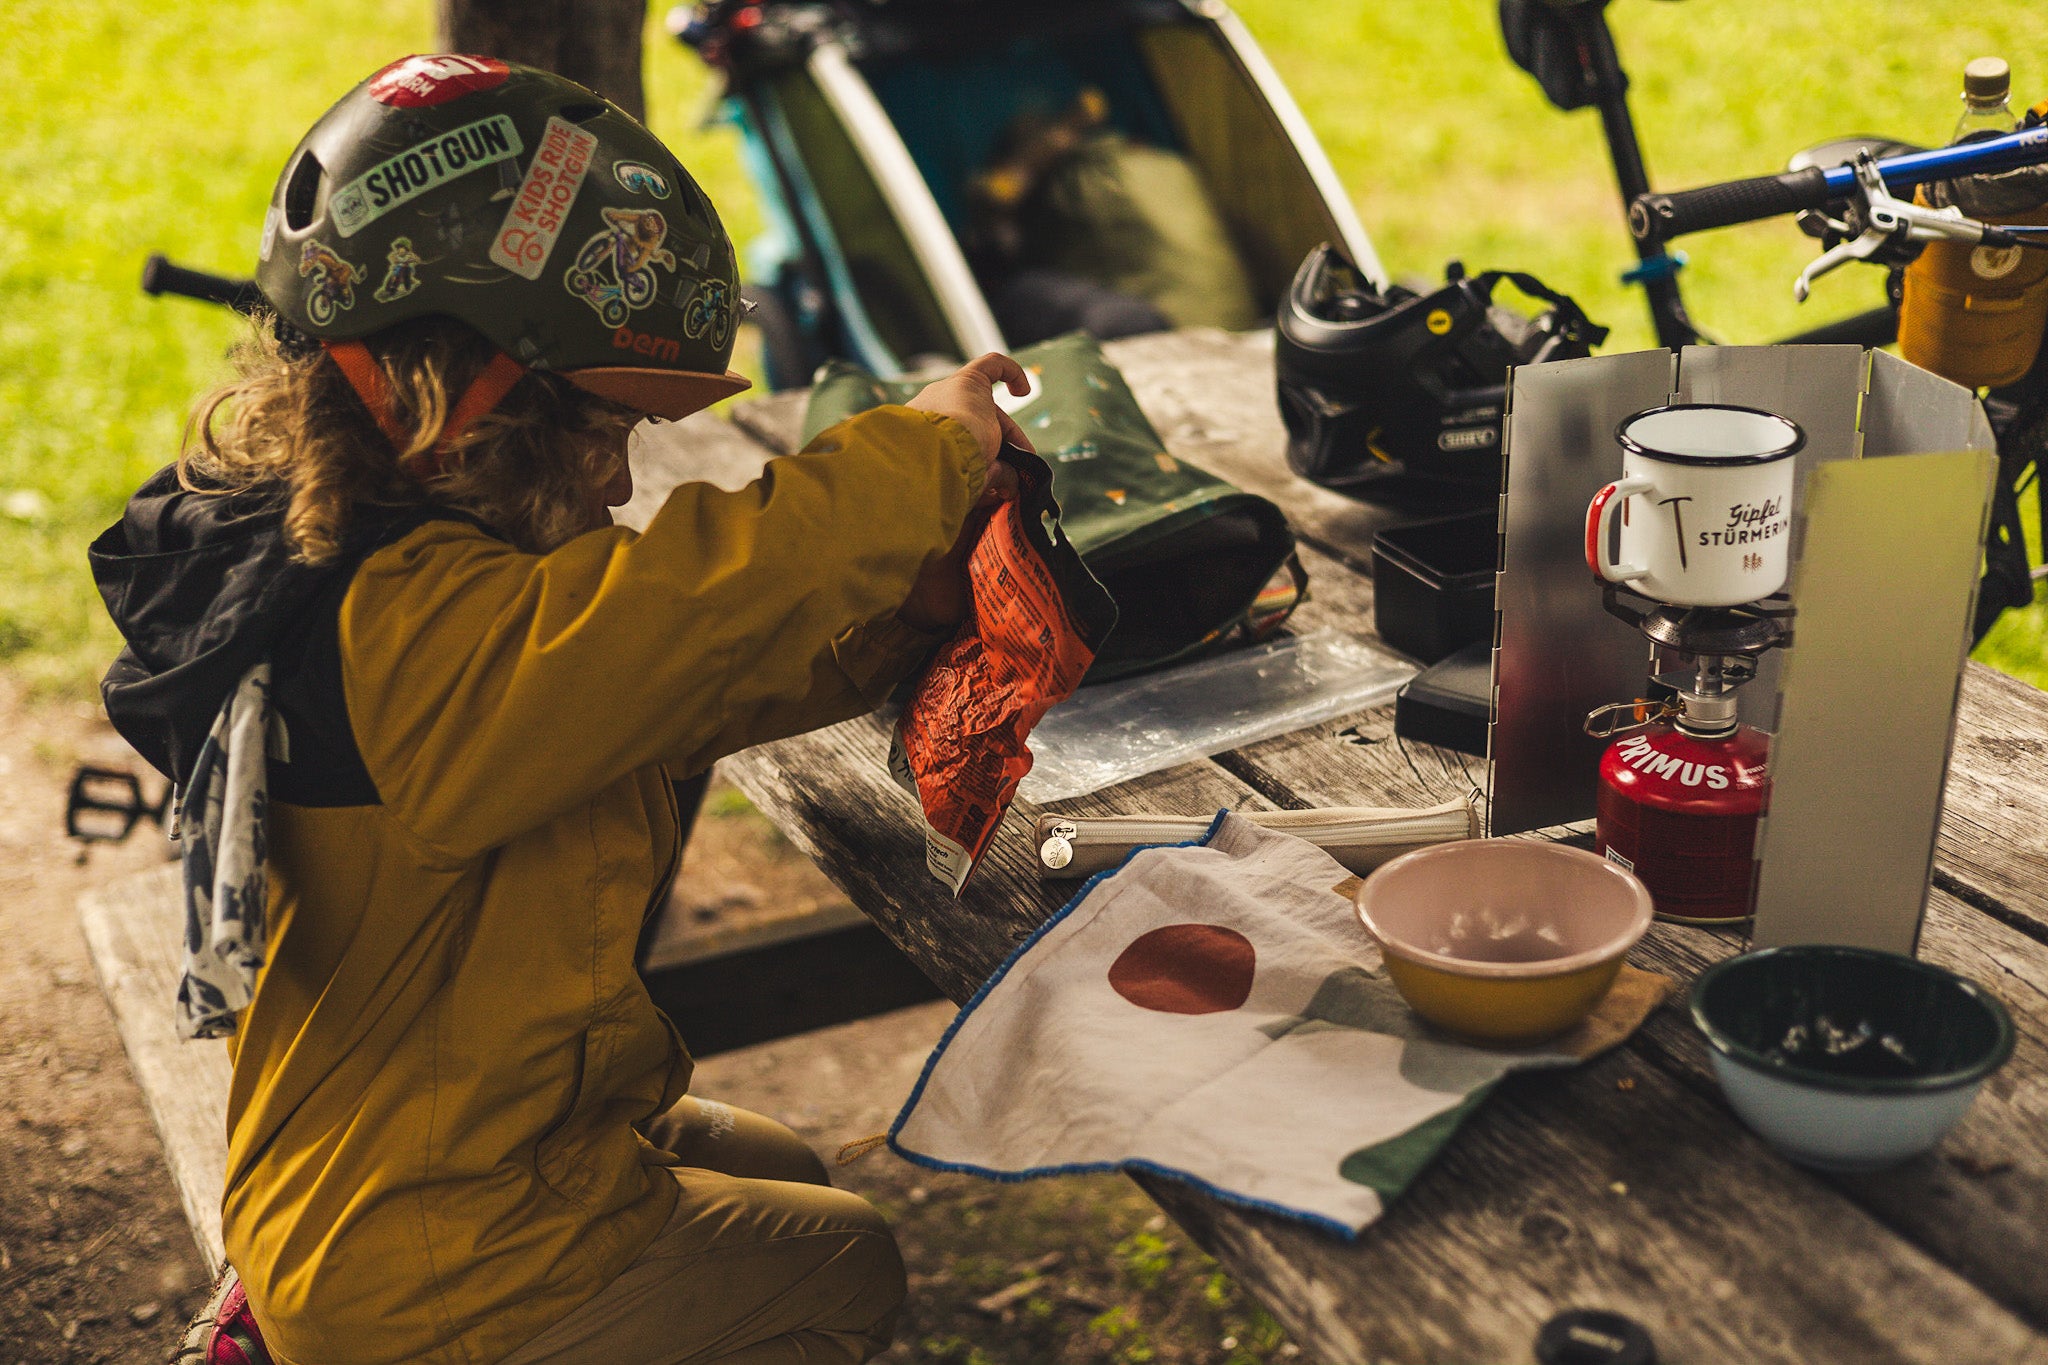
(1372, 512), (1498, 663)
(1395, 639), (1491, 757)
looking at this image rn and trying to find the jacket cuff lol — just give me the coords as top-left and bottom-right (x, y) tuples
(832, 615), (946, 705)
(887, 406), (987, 503)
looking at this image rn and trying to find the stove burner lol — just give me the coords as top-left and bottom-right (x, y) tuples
(1600, 583), (1793, 657)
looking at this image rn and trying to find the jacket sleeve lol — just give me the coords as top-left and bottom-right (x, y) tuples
(337, 405), (980, 862)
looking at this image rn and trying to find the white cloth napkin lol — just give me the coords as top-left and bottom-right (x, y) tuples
(890, 813), (1666, 1236)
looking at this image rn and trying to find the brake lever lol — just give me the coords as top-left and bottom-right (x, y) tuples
(1796, 151), (2043, 300)
(1794, 229), (1890, 301)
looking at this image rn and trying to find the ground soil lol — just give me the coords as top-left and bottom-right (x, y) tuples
(0, 677), (210, 1364)
(0, 679), (1301, 1364)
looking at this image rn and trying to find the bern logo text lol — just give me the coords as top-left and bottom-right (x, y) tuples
(612, 326), (682, 362)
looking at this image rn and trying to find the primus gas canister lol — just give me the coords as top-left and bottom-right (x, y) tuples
(1593, 689), (1770, 925)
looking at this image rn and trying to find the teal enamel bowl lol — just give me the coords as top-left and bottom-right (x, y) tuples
(1690, 946), (2015, 1172)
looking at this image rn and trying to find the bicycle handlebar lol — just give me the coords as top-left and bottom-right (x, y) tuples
(1631, 125), (2048, 242)
(140, 253), (265, 314)
(1631, 167), (1831, 240)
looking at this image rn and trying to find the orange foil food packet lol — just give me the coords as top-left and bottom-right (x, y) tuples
(889, 445), (1118, 894)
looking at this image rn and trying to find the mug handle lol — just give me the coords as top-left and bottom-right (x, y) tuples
(1585, 477), (1655, 582)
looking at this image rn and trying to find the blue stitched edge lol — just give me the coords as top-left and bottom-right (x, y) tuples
(885, 809), (1366, 1243)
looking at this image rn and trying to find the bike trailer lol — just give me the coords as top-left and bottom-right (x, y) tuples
(674, 0), (1383, 385)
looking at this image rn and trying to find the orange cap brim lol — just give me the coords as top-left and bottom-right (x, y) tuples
(565, 367), (753, 421)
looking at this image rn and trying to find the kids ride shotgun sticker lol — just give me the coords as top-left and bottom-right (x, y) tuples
(489, 115), (600, 280)
(888, 445), (1118, 895)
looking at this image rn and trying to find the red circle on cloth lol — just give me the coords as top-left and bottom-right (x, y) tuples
(368, 55), (511, 107)
(1107, 924), (1257, 1014)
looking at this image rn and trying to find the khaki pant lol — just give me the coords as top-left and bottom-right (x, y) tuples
(500, 1098), (905, 1365)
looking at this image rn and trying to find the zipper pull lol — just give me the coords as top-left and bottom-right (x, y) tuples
(1039, 820), (1078, 870)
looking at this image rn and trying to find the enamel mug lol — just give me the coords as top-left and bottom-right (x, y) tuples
(1585, 404), (1805, 607)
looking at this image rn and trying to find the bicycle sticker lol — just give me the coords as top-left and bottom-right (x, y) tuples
(490, 115), (599, 281)
(679, 279), (734, 350)
(563, 207), (675, 328)
(612, 160), (672, 199)
(373, 237), (425, 303)
(298, 242), (363, 326)
(367, 55), (510, 108)
(331, 114), (524, 239)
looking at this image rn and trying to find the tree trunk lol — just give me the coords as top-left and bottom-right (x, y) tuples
(437, 0), (646, 123)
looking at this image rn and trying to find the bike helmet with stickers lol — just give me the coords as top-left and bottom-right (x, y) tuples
(1275, 244), (1605, 497)
(253, 54), (748, 442)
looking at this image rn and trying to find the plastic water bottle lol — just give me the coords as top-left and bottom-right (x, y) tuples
(1952, 57), (2018, 142)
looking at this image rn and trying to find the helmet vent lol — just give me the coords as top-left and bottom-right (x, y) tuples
(559, 101), (608, 125)
(283, 151), (324, 231)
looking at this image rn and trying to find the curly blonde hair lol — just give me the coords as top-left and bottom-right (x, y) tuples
(179, 317), (641, 561)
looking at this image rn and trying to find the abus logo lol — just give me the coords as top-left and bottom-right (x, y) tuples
(1613, 734), (1731, 790)
(1438, 426), (1497, 452)
(613, 326), (682, 362)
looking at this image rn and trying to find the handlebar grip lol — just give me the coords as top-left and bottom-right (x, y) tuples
(140, 253), (265, 314)
(1630, 166), (1833, 241)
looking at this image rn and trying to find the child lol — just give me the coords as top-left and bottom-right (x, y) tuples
(97, 55), (1027, 1365)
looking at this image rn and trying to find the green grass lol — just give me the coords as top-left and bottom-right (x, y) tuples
(3, 1), (2046, 691)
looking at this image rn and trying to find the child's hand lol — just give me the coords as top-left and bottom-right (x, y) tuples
(907, 353), (1037, 474)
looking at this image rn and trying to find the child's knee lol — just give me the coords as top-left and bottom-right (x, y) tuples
(823, 1220), (907, 1347)
(646, 1098), (831, 1185)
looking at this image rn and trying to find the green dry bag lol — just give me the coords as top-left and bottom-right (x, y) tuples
(803, 332), (1304, 682)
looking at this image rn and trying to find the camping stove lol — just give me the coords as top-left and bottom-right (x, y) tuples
(1585, 589), (1792, 924)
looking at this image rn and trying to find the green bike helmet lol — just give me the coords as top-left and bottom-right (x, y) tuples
(254, 54), (748, 419)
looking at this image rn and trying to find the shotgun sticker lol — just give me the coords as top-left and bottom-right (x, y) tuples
(489, 115), (599, 280)
(330, 114), (524, 238)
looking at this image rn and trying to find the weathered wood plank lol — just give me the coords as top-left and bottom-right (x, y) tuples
(1610, 886), (2048, 1333)
(77, 864), (228, 1273)
(1100, 328), (1424, 568)
(1939, 664), (2048, 941)
(1145, 1031), (2048, 1365)
(616, 409), (782, 531)
(727, 391), (808, 456)
(719, 712), (1274, 1002)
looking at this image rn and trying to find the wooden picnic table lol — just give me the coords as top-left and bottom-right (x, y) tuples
(649, 326), (2048, 1365)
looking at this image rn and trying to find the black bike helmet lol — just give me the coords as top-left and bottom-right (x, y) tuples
(1276, 245), (1606, 495)
(255, 54), (747, 420)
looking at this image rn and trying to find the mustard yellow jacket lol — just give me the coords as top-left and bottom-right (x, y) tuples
(211, 407), (978, 1364)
